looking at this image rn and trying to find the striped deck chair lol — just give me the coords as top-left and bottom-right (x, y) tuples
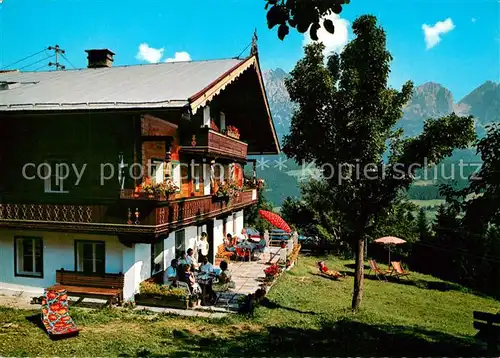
(41, 288), (80, 339)
(368, 259), (390, 281)
(390, 261), (411, 280)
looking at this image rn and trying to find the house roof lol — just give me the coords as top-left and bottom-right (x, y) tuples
(0, 58), (246, 111)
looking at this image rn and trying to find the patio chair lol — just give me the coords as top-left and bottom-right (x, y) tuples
(317, 261), (345, 279)
(390, 261), (411, 280)
(368, 259), (390, 281)
(235, 247), (251, 262)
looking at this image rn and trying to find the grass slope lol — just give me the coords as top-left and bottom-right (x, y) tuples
(0, 256), (498, 356)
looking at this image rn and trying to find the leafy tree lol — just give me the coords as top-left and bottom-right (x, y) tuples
(281, 180), (349, 254)
(417, 208), (429, 241)
(264, 0), (350, 40)
(282, 15), (475, 310)
(244, 188), (274, 232)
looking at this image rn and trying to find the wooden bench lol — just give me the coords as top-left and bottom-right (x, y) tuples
(473, 311), (500, 355)
(48, 269), (124, 308)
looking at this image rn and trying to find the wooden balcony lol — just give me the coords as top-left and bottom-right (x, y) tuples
(0, 189), (258, 239)
(180, 128), (248, 161)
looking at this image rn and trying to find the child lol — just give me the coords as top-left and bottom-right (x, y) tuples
(317, 261), (345, 279)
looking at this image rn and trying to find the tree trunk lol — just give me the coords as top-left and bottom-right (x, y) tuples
(351, 237), (365, 310)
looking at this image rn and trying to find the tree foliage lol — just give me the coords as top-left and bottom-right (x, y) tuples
(244, 188), (274, 232)
(281, 180), (349, 255)
(265, 0), (350, 40)
(282, 15), (476, 310)
(415, 123), (500, 297)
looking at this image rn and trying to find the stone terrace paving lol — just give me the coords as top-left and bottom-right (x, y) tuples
(212, 246), (282, 311)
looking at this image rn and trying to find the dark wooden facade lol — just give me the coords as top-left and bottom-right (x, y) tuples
(0, 109), (257, 241)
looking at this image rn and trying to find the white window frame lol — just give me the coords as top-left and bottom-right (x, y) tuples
(172, 162), (181, 193)
(151, 240), (165, 275)
(150, 159), (165, 185)
(43, 161), (69, 194)
(191, 160), (201, 192)
(15, 236), (43, 278)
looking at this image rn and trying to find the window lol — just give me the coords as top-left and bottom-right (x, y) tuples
(75, 240), (105, 274)
(43, 160), (69, 194)
(14, 236), (43, 277)
(175, 230), (185, 259)
(151, 240), (164, 275)
(192, 161), (201, 192)
(172, 162), (181, 192)
(150, 159), (165, 184)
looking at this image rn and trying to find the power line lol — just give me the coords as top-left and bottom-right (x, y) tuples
(0, 48), (47, 70)
(18, 54), (55, 71)
(61, 53), (76, 69)
(32, 63), (51, 72)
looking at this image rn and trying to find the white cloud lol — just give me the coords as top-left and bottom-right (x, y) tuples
(136, 43), (164, 63)
(164, 51), (191, 63)
(302, 14), (349, 56)
(422, 18), (455, 50)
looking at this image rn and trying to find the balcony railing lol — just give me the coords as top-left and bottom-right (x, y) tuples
(180, 128), (248, 160)
(0, 189), (258, 236)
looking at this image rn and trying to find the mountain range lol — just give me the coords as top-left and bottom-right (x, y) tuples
(264, 69), (500, 142)
(259, 69), (499, 206)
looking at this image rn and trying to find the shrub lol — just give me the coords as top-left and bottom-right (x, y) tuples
(139, 281), (187, 298)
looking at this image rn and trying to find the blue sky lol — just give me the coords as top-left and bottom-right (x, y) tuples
(0, 0), (498, 99)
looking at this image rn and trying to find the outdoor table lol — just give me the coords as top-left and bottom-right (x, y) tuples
(235, 242), (254, 262)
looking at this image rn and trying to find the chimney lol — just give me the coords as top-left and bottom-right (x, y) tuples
(85, 49), (115, 68)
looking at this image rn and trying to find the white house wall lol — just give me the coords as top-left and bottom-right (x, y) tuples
(213, 218), (224, 263)
(235, 210), (244, 234)
(0, 229), (123, 295)
(122, 243), (151, 301)
(0, 229), (155, 302)
(184, 226), (198, 253)
(163, 233), (176, 270)
(225, 215), (234, 236)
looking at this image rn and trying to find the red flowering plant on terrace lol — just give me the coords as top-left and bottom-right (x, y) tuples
(264, 264), (281, 277)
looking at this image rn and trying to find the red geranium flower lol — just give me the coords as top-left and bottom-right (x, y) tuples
(48, 314), (58, 322)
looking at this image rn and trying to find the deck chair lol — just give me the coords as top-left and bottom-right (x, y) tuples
(390, 261), (411, 280)
(368, 259), (390, 281)
(317, 261), (345, 280)
(41, 288), (80, 339)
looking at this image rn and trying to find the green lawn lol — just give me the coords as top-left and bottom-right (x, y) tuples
(1, 255), (499, 356)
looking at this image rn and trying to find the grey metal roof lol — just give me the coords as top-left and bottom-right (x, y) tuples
(0, 58), (244, 111)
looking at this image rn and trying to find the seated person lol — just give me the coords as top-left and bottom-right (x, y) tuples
(255, 234), (267, 252)
(183, 264), (202, 294)
(163, 259), (178, 285)
(185, 248), (199, 270)
(317, 261), (345, 278)
(224, 233), (236, 252)
(199, 257), (218, 278)
(217, 261), (235, 288)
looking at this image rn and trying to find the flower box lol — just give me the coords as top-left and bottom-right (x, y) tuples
(134, 294), (189, 309)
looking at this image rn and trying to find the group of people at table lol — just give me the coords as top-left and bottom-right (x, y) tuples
(224, 229), (269, 259)
(161, 230), (268, 305)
